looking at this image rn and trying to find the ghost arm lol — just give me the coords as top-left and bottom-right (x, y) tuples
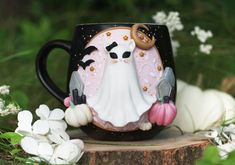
(155, 67), (175, 100)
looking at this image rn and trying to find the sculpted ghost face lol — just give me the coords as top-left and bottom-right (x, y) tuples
(106, 40), (136, 64)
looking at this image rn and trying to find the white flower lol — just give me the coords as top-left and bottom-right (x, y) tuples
(153, 11), (183, 37)
(4, 103), (20, 114)
(152, 11), (167, 24)
(20, 136), (53, 161)
(0, 98), (4, 108)
(223, 124), (235, 141)
(50, 139), (84, 164)
(205, 129), (219, 138)
(0, 102), (20, 116)
(0, 85), (10, 95)
(0, 98), (5, 115)
(199, 44), (213, 55)
(218, 142), (235, 158)
(204, 124), (235, 159)
(21, 134), (84, 164)
(191, 26), (213, 43)
(152, 11), (183, 56)
(15, 105), (84, 164)
(33, 104), (67, 135)
(165, 11), (184, 35)
(15, 110), (34, 135)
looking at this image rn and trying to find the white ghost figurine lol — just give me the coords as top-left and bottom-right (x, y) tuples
(87, 40), (155, 127)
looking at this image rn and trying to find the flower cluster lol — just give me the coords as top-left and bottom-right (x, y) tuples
(191, 26), (213, 55)
(15, 105), (84, 164)
(152, 11), (183, 56)
(152, 11), (183, 36)
(205, 124), (235, 158)
(0, 85), (21, 116)
(0, 85), (10, 95)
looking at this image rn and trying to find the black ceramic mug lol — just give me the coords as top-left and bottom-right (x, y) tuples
(36, 23), (176, 141)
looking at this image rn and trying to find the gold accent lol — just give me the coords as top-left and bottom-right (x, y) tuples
(123, 35), (128, 40)
(139, 34), (144, 40)
(157, 65), (162, 71)
(131, 24), (156, 50)
(77, 64), (80, 70)
(139, 51), (145, 57)
(106, 32), (111, 36)
(143, 86), (148, 91)
(90, 66), (95, 72)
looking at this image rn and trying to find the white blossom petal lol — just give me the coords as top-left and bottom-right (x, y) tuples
(199, 44), (213, 55)
(15, 110), (33, 135)
(70, 139), (84, 150)
(38, 142), (54, 160)
(15, 127), (32, 136)
(36, 104), (50, 119)
(50, 157), (68, 165)
(48, 120), (67, 130)
(218, 143), (235, 158)
(0, 85), (10, 95)
(20, 136), (39, 155)
(18, 110), (33, 124)
(33, 120), (49, 135)
(49, 108), (65, 120)
(205, 130), (218, 138)
(48, 129), (69, 144)
(53, 141), (80, 163)
(224, 124), (235, 133)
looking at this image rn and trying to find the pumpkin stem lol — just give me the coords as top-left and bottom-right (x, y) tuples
(70, 100), (75, 109)
(158, 97), (163, 103)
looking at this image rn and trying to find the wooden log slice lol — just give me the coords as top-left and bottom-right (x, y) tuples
(68, 128), (209, 165)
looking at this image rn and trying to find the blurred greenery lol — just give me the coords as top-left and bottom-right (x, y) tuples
(196, 145), (235, 165)
(0, 0), (235, 109)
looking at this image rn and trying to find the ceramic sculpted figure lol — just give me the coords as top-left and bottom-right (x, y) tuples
(36, 23), (176, 140)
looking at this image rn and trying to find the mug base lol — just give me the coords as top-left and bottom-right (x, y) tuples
(80, 124), (164, 141)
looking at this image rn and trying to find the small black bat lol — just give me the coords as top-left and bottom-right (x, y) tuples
(77, 59), (95, 70)
(81, 46), (97, 57)
(76, 46), (97, 70)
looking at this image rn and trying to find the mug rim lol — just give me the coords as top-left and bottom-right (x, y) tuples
(75, 22), (166, 27)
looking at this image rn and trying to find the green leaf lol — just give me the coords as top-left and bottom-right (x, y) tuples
(221, 150), (235, 165)
(10, 148), (21, 156)
(0, 132), (23, 145)
(196, 145), (221, 165)
(196, 159), (213, 165)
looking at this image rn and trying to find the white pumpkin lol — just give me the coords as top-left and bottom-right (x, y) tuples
(65, 104), (92, 127)
(173, 80), (235, 132)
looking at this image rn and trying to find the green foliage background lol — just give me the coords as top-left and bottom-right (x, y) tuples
(0, 0), (235, 109)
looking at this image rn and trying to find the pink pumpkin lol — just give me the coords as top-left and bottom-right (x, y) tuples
(148, 98), (177, 126)
(64, 96), (72, 107)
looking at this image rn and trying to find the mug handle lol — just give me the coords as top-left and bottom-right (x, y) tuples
(36, 40), (72, 102)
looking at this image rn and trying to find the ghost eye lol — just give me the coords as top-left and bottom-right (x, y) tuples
(122, 51), (131, 58)
(109, 52), (118, 59)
